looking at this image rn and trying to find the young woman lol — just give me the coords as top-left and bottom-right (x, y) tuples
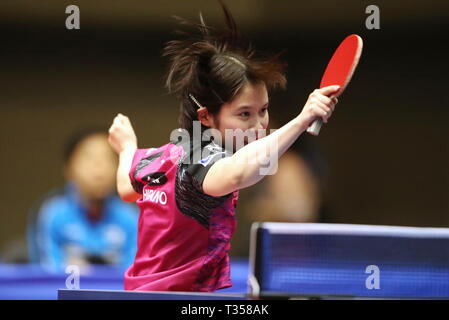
(108, 1), (338, 292)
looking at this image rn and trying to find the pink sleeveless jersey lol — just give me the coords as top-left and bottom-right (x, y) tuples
(124, 134), (239, 292)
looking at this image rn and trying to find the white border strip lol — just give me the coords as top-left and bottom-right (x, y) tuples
(248, 222), (261, 298)
(259, 223), (449, 238)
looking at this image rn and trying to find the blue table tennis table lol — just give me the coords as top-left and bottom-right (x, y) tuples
(0, 260), (249, 300)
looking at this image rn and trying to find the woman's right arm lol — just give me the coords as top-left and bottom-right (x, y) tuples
(108, 113), (141, 202)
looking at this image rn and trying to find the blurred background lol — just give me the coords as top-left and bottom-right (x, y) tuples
(0, 0), (448, 265)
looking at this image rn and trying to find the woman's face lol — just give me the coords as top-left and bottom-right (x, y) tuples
(209, 81), (269, 150)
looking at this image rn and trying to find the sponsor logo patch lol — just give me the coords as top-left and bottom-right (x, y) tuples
(143, 189), (167, 205)
(142, 172), (168, 186)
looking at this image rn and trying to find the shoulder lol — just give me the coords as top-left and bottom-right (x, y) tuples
(37, 189), (74, 227)
(33, 194), (79, 241)
(175, 139), (229, 193)
(169, 128), (229, 163)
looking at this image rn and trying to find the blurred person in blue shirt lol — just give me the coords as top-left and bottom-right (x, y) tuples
(28, 128), (138, 271)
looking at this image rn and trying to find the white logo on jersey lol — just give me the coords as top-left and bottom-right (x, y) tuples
(143, 189), (167, 205)
(198, 152), (226, 167)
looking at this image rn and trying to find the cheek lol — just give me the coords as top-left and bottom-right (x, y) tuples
(216, 115), (242, 133)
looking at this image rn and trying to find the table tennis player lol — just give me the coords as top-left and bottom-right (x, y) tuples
(107, 0), (338, 292)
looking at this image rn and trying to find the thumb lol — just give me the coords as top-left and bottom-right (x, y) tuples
(319, 85), (340, 97)
(121, 115), (133, 128)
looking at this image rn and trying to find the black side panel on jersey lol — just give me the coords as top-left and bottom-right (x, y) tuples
(131, 151), (163, 194)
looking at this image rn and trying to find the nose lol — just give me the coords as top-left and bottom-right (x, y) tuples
(248, 122), (265, 140)
(248, 116), (265, 130)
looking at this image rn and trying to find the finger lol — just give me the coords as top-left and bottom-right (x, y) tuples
(329, 97), (338, 108)
(313, 102), (332, 123)
(115, 114), (127, 124)
(113, 118), (122, 127)
(111, 121), (125, 132)
(330, 97), (338, 111)
(121, 115), (133, 127)
(314, 95), (337, 112)
(311, 98), (333, 114)
(312, 105), (331, 122)
(113, 117), (120, 125)
(316, 109), (330, 123)
(318, 85), (340, 97)
(313, 93), (333, 107)
(116, 114), (130, 127)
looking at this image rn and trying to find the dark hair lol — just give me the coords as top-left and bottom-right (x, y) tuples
(163, 0), (287, 134)
(63, 127), (108, 164)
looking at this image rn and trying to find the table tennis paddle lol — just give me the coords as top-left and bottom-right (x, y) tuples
(307, 34), (363, 136)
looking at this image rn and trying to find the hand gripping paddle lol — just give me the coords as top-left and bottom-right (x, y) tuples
(307, 34), (363, 136)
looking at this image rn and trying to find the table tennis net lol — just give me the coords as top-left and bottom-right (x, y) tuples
(249, 223), (449, 298)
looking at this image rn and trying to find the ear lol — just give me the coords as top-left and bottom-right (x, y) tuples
(197, 107), (214, 128)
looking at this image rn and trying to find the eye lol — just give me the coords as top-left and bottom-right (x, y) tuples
(239, 111), (251, 118)
(260, 108), (268, 114)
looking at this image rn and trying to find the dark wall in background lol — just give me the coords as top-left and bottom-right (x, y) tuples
(0, 1), (448, 256)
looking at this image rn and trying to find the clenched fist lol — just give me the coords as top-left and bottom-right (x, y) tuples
(297, 85), (339, 129)
(108, 113), (137, 154)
